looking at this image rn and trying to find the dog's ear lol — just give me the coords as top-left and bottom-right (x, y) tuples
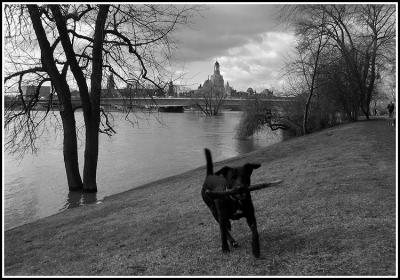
(250, 163), (261, 169)
(215, 166), (231, 177)
(245, 163), (261, 169)
(244, 163), (261, 174)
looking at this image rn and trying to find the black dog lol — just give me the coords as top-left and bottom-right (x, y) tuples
(201, 148), (261, 257)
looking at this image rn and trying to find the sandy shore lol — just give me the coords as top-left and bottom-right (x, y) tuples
(4, 119), (396, 276)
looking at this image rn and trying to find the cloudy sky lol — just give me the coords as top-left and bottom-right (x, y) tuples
(169, 4), (297, 92)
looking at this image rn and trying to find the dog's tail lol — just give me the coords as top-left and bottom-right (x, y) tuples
(204, 148), (213, 175)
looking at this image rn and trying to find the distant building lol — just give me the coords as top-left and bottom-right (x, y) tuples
(101, 88), (122, 98)
(21, 85), (51, 99)
(114, 84), (164, 98)
(167, 80), (179, 97)
(260, 88), (274, 96)
(225, 81), (232, 97)
(102, 74), (121, 98)
(70, 90), (80, 98)
(246, 87), (254, 95)
(196, 61), (230, 97)
(210, 61), (225, 95)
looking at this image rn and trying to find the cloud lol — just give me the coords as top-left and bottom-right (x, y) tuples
(217, 32), (296, 91)
(171, 4), (283, 63)
(172, 32), (249, 62)
(169, 4), (296, 91)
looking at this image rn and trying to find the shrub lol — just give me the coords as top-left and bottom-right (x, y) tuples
(237, 93), (349, 139)
(236, 97), (304, 139)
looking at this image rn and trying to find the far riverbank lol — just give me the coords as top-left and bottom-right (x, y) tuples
(4, 119), (396, 276)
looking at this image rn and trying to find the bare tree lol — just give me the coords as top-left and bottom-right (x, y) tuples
(236, 95), (305, 139)
(280, 4), (396, 121)
(283, 9), (329, 134)
(4, 4), (198, 192)
(371, 64), (396, 114)
(194, 81), (226, 116)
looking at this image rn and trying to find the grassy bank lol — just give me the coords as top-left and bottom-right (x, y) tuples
(4, 119), (396, 276)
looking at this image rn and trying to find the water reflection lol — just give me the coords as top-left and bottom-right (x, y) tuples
(235, 138), (256, 154)
(64, 191), (99, 209)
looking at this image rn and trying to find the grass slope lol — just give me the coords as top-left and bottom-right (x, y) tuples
(4, 119), (396, 276)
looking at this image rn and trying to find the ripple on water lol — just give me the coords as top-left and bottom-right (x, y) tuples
(4, 111), (283, 230)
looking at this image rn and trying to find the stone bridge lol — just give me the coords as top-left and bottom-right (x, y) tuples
(7, 96), (292, 112)
(89, 97), (292, 111)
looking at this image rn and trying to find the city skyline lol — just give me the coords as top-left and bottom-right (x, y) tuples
(169, 4), (296, 93)
(3, 4), (296, 95)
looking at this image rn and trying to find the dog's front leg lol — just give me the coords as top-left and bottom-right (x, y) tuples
(215, 199), (229, 253)
(247, 217), (260, 258)
(245, 202), (260, 258)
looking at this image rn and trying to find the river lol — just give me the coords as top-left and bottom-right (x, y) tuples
(3, 110), (283, 230)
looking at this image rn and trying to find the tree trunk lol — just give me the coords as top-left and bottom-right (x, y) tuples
(83, 118), (99, 192)
(363, 104), (370, 120)
(353, 105), (359, 121)
(303, 92), (313, 134)
(27, 5), (83, 191)
(82, 5), (110, 192)
(60, 106), (83, 191)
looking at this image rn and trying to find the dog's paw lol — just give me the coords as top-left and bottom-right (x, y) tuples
(222, 246), (230, 253)
(253, 250), (260, 258)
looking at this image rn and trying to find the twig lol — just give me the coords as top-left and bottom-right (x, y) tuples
(205, 180), (283, 198)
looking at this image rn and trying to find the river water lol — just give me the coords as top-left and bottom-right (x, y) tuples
(4, 111), (283, 230)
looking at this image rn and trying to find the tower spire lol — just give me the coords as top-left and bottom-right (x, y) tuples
(214, 60), (220, 75)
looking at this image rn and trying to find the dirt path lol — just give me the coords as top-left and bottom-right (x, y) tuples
(4, 119), (396, 276)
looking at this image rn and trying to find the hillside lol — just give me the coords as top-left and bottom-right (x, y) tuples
(4, 119), (396, 276)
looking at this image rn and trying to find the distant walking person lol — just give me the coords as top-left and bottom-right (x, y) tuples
(387, 101), (395, 118)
